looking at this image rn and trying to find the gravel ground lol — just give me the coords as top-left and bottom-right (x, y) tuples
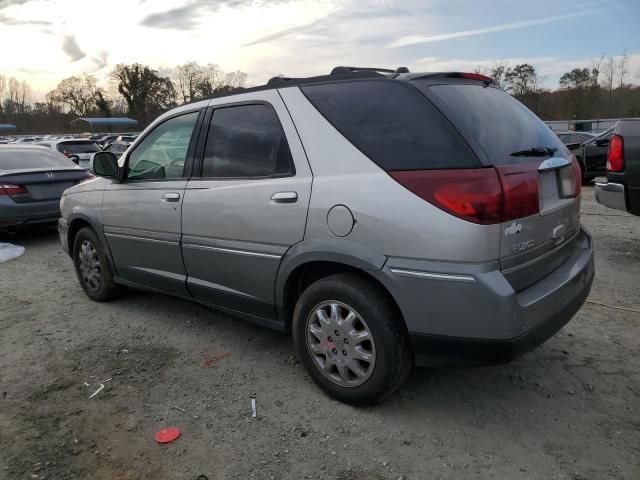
(1, 185), (639, 480)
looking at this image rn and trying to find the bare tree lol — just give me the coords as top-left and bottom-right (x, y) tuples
(489, 61), (509, 88)
(601, 54), (616, 116)
(0, 74), (6, 114)
(618, 50), (629, 89)
(47, 74), (100, 116)
(224, 70), (248, 89)
(172, 61), (203, 103)
(4, 77), (32, 114)
(195, 63), (226, 98)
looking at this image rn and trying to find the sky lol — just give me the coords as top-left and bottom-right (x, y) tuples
(1, 0), (639, 98)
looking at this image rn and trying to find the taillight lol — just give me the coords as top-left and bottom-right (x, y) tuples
(495, 162), (540, 221)
(390, 162), (542, 224)
(0, 184), (28, 196)
(389, 169), (503, 224)
(459, 72), (492, 82)
(607, 134), (624, 172)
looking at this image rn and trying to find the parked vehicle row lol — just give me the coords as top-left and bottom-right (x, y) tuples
(59, 67), (594, 404)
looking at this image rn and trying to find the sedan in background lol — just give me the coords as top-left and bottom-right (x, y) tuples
(0, 145), (92, 231)
(37, 139), (102, 169)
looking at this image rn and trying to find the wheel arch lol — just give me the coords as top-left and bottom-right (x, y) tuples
(67, 214), (117, 274)
(275, 239), (403, 332)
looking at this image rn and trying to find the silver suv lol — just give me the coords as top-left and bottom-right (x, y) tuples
(59, 67), (595, 403)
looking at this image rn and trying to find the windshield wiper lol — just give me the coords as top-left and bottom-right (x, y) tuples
(510, 147), (557, 157)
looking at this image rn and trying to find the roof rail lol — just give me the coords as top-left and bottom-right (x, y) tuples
(330, 66), (410, 75)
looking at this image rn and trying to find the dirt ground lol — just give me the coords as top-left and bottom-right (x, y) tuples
(1, 185), (639, 480)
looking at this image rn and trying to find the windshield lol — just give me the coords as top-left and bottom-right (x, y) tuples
(418, 83), (566, 165)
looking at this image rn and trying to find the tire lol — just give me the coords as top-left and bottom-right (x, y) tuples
(292, 273), (413, 404)
(72, 227), (121, 302)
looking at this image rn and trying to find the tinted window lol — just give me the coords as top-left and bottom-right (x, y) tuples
(301, 80), (479, 171)
(57, 141), (101, 154)
(202, 104), (294, 178)
(0, 148), (78, 170)
(126, 111), (199, 181)
(423, 84), (565, 165)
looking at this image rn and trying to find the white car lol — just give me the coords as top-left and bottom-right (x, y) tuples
(35, 139), (102, 169)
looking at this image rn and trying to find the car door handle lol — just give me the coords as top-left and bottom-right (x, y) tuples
(271, 191), (298, 203)
(162, 192), (181, 202)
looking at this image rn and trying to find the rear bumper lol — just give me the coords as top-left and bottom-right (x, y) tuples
(595, 182), (627, 212)
(0, 199), (61, 230)
(375, 227), (594, 366)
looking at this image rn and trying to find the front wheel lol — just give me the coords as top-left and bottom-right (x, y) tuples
(292, 273), (413, 404)
(73, 227), (121, 302)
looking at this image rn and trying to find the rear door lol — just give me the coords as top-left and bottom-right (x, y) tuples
(102, 109), (202, 295)
(181, 91), (312, 319)
(418, 81), (581, 290)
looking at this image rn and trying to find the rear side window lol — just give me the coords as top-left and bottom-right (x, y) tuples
(202, 104), (294, 178)
(0, 148), (77, 170)
(57, 141), (101, 154)
(422, 84), (565, 165)
(301, 80), (479, 171)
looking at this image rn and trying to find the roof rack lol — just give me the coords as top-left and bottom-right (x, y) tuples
(330, 66), (410, 75)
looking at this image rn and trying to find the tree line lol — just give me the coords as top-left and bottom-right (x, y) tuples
(0, 62), (248, 134)
(476, 52), (640, 120)
(1, 55), (639, 134)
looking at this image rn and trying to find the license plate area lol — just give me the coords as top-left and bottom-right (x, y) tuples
(538, 160), (575, 215)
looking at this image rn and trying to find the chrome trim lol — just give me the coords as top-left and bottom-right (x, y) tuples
(182, 243), (282, 260)
(104, 232), (178, 246)
(538, 157), (570, 171)
(390, 268), (476, 283)
(595, 182), (627, 212)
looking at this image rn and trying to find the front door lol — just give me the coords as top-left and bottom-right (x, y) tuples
(102, 110), (201, 295)
(181, 93), (312, 319)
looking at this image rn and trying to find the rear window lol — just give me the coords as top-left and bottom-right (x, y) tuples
(0, 148), (77, 170)
(421, 83), (565, 165)
(300, 80), (479, 171)
(57, 141), (101, 154)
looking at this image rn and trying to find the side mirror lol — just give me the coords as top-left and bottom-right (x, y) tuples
(595, 138), (610, 147)
(90, 151), (119, 178)
(68, 154), (80, 165)
(565, 142), (581, 151)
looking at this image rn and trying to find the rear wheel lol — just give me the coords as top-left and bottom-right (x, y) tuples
(292, 273), (413, 404)
(73, 227), (121, 302)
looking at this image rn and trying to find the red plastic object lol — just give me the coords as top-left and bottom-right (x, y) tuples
(155, 427), (181, 444)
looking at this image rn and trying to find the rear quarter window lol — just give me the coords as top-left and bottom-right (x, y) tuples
(300, 80), (479, 171)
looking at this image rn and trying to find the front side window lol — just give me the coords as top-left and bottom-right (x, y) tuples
(126, 111), (199, 181)
(202, 104), (294, 178)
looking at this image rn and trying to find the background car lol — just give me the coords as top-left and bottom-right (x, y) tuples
(0, 145), (91, 231)
(596, 119), (640, 216)
(36, 139), (102, 169)
(102, 140), (131, 159)
(574, 127), (615, 182)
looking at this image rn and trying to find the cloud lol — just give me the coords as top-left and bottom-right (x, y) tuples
(0, 0), (39, 7)
(86, 51), (109, 73)
(0, 13), (51, 25)
(388, 10), (597, 48)
(140, 0), (292, 30)
(61, 35), (86, 62)
(140, 2), (203, 29)
(242, 20), (320, 47)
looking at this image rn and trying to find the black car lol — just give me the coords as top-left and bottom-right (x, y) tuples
(575, 128), (615, 182)
(596, 120), (640, 216)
